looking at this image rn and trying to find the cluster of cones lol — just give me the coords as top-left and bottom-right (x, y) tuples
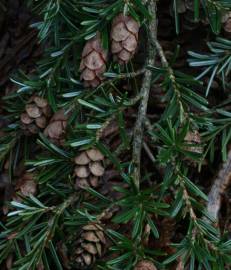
(69, 223), (106, 269)
(80, 13), (140, 88)
(79, 3), (231, 90)
(20, 96), (68, 145)
(63, 220), (157, 270)
(2, 4), (215, 270)
(74, 148), (105, 190)
(20, 96), (51, 134)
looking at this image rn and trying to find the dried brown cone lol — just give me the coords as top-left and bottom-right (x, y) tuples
(80, 33), (107, 88)
(134, 260), (157, 270)
(74, 148), (104, 189)
(20, 96), (51, 135)
(70, 223), (106, 269)
(111, 14), (139, 65)
(44, 109), (69, 145)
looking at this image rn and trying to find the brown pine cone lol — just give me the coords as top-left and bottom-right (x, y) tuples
(74, 148), (104, 189)
(70, 223), (106, 269)
(43, 109), (69, 145)
(20, 96), (51, 135)
(80, 33), (107, 88)
(134, 260), (157, 270)
(111, 14), (139, 65)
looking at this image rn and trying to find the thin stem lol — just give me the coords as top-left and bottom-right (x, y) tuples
(143, 141), (156, 163)
(97, 68), (145, 91)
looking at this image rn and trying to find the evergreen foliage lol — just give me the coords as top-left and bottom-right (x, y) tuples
(0, 0), (231, 269)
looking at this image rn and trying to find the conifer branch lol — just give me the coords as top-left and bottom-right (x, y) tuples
(1, 1), (231, 269)
(154, 40), (189, 121)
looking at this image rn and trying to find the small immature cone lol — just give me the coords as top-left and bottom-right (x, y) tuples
(111, 13), (139, 64)
(74, 148), (105, 189)
(44, 109), (69, 145)
(20, 96), (51, 135)
(69, 223), (106, 269)
(80, 33), (107, 88)
(134, 260), (157, 270)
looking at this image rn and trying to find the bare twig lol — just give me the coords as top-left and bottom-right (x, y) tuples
(154, 40), (169, 69)
(132, 0), (157, 189)
(206, 149), (231, 221)
(143, 142), (156, 163)
(116, 68), (145, 79)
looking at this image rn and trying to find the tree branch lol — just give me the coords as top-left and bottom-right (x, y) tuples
(206, 149), (231, 222)
(132, 0), (157, 189)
